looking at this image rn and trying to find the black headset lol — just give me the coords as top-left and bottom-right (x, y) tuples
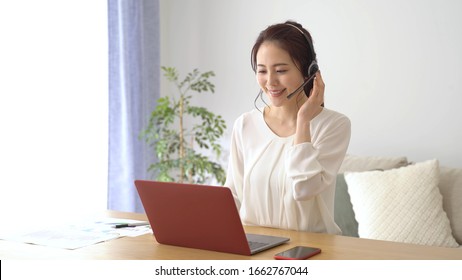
(285, 23), (318, 78)
(285, 23), (319, 99)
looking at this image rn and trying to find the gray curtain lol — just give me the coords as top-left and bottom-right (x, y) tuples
(108, 0), (160, 213)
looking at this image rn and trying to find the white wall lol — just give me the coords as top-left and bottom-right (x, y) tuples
(160, 0), (462, 168)
(0, 1), (108, 224)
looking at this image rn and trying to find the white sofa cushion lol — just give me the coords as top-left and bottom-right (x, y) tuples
(338, 154), (408, 173)
(345, 159), (459, 248)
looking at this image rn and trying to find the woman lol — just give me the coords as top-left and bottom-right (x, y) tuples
(224, 20), (351, 234)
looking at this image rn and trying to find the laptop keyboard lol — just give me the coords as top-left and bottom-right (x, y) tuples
(248, 241), (268, 250)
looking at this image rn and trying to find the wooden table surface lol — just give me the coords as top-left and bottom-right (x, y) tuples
(1, 211), (461, 260)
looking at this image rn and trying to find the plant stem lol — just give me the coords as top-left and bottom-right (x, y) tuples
(179, 94), (184, 183)
(189, 135), (194, 183)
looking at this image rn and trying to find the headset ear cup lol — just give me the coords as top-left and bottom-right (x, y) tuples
(308, 60), (319, 77)
(303, 60), (318, 97)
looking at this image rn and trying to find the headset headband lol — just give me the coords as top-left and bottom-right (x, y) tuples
(285, 23), (316, 63)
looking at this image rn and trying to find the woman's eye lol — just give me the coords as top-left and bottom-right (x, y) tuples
(257, 70), (267, 74)
(276, 69), (287, 73)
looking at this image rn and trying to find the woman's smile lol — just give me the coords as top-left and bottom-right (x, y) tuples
(267, 88), (287, 97)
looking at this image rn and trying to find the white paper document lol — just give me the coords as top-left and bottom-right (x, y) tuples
(0, 217), (152, 250)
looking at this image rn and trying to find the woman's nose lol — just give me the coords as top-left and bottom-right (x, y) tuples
(267, 71), (278, 86)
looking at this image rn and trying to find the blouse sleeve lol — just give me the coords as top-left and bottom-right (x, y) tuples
(285, 114), (351, 201)
(224, 116), (245, 209)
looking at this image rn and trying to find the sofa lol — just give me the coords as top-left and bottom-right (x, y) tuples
(334, 154), (462, 248)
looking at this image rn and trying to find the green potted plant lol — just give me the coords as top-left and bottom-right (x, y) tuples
(141, 66), (227, 184)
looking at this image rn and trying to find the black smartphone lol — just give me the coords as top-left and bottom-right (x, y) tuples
(274, 246), (321, 260)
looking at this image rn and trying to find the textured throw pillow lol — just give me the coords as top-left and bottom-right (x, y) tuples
(344, 159), (459, 248)
(335, 154), (408, 237)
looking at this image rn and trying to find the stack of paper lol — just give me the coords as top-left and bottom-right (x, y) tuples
(0, 217), (152, 250)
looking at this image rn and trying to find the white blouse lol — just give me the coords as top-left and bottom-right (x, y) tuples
(224, 107), (351, 234)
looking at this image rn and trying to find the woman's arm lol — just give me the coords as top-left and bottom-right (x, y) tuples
(286, 113), (351, 201)
(224, 116), (245, 209)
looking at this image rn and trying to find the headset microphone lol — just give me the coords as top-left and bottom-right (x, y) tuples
(286, 72), (317, 100)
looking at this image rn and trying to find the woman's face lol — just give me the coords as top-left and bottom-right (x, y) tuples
(256, 41), (305, 107)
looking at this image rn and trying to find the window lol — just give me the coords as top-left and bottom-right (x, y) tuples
(0, 1), (108, 222)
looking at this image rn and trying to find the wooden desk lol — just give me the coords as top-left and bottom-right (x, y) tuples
(1, 211), (461, 260)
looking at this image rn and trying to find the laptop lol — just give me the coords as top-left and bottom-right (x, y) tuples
(134, 180), (289, 255)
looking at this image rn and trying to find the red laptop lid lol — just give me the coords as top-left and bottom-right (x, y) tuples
(134, 180), (252, 255)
